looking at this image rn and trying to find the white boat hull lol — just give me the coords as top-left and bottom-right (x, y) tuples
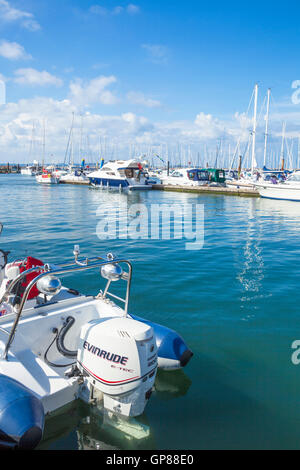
(160, 178), (206, 187)
(256, 183), (300, 201)
(36, 174), (59, 185)
(21, 169), (37, 176)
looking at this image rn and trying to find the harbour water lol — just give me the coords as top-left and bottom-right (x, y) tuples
(1, 174), (300, 449)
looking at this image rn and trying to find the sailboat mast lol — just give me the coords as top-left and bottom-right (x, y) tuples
(263, 88), (271, 168)
(251, 83), (258, 174)
(280, 121), (286, 170)
(42, 120), (46, 168)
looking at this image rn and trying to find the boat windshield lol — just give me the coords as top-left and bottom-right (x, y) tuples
(198, 170), (209, 181)
(170, 171), (184, 177)
(123, 168), (144, 179)
(187, 170), (209, 181)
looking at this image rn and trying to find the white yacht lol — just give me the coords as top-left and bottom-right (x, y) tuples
(160, 168), (210, 186)
(255, 170), (300, 201)
(88, 159), (152, 190)
(36, 169), (60, 185)
(21, 164), (39, 176)
(59, 166), (89, 185)
(226, 171), (261, 188)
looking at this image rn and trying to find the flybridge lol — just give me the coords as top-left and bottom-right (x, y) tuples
(83, 340), (129, 365)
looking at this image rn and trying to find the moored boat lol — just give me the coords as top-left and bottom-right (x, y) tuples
(160, 168), (210, 186)
(0, 225), (192, 449)
(36, 169), (60, 185)
(254, 170), (300, 201)
(21, 165), (39, 176)
(88, 159), (152, 190)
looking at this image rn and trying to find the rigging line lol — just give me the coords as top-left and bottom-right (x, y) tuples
(285, 137), (294, 169)
(229, 136), (242, 171)
(256, 94), (267, 128)
(245, 86), (255, 118)
(234, 87), (256, 157)
(63, 112), (75, 166)
(240, 134), (252, 167)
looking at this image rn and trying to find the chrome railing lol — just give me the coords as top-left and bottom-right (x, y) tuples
(1, 257), (132, 361)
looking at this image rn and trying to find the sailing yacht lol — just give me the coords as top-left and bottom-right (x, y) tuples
(22, 123), (39, 176)
(36, 169), (60, 185)
(59, 165), (89, 184)
(255, 170), (300, 201)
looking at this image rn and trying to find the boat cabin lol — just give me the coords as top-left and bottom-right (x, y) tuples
(206, 168), (226, 184)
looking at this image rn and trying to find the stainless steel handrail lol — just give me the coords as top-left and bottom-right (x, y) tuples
(1, 258), (132, 361)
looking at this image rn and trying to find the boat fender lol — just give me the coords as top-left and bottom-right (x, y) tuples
(56, 316), (78, 358)
(130, 315), (193, 369)
(0, 375), (44, 449)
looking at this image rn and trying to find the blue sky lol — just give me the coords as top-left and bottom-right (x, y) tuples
(0, 0), (300, 165)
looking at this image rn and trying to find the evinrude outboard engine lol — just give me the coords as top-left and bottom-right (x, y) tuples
(77, 317), (157, 418)
(0, 375), (44, 449)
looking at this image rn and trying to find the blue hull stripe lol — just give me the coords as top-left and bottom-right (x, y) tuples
(89, 177), (129, 187)
(261, 196), (300, 202)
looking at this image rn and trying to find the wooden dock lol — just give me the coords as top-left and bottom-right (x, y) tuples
(152, 184), (259, 197)
(57, 180), (259, 196)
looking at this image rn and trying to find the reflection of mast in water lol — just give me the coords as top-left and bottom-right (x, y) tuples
(236, 199), (265, 311)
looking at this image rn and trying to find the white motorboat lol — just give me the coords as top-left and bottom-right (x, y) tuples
(36, 169), (60, 185)
(88, 159), (152, 190)
(0, 225), (192, 449)
(254, 170), (300, 201)
(160, 168), (210, 187)
(21, 165), (39, 176)
(226, 171), (261, 188)
(59, 167), (89, 185)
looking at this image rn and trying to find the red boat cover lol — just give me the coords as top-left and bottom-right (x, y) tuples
(19, 257), (44, 300)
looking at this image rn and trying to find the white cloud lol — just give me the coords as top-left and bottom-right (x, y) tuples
(69, 75), (118, 107)
(0, 96), (154, 161)
(89, 5), (108, 15)
(127, 91), (161, 108)
(0, 39), (31, 60)
(112, 6), (124, 15)
(127, 4), (140, 14)
(89, 3), (140, 16)
(0, 0), (40, 31)
(0, 85), (299, 166)
(141, 44), (169, 64)
(13, 68), (63, 87)
(193, 112), (224, 139)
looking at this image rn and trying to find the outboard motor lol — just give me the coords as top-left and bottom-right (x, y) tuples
(77, 317), (157, 418)
(0, 375), (44, 450)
